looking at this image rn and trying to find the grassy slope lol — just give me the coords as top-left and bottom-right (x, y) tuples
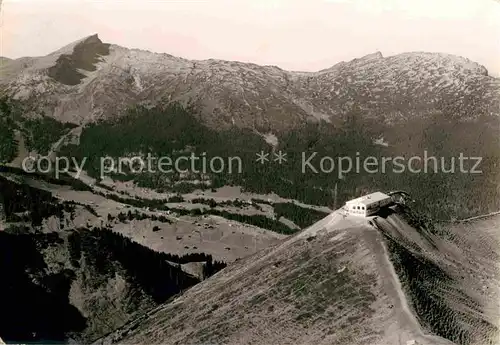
(374, 208), (499, 345)
(94, 211), (460, 345)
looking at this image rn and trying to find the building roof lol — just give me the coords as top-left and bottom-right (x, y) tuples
(345, 192), (391, 206)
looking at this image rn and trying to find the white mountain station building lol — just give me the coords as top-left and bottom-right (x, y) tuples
(345, 192), (393, 217)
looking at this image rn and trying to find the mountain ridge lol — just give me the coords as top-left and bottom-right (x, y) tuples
(1, 34), (497, 131)
(93, 207), (500, 345)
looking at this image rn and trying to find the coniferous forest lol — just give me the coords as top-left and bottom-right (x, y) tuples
(55, 102), (500, 221)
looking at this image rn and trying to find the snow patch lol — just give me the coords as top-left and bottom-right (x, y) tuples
(133, 73), (144, 92)
(263, 133), (278, 147)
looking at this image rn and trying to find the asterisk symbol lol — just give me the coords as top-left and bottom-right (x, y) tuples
(255, 151), (270, 164)
(274, 150), (287, 164)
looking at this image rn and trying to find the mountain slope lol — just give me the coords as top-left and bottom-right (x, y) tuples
(0, 57), (11, 66)
(372, 211), (500, 345)
(0, 173), (231, 343)
(94, 207), (499, 345)
(0, 34), (498, 131)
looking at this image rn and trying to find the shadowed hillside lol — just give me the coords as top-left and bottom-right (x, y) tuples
(48, 34), (111, 86)
(0, 226), (204, 343)
(0, 231), (87, 342)
(0, 175), (228, 343)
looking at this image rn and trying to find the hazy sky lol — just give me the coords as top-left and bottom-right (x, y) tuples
(1, 0), (500, 74)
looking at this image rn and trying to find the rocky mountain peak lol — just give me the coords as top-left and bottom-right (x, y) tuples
(47, 33), (110, 85)
(81, 33), (102, 44)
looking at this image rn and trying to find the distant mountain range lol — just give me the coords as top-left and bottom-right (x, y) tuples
(0, 34), (498, 131)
